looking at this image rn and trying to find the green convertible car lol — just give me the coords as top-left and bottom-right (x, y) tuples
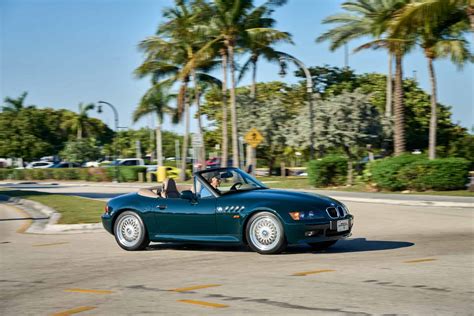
(102, 167), (354, 254)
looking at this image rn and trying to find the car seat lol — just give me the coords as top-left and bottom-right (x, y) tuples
(162, 178), (180, 198)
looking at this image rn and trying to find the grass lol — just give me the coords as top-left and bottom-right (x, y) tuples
(257, 176), (474, 197)
(0, 189), (105, 224)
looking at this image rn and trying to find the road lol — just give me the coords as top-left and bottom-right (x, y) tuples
(1, 181), (473, 205)
(1, 192), (473, 315)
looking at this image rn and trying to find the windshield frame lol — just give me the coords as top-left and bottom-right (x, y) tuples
(195, 167), (268, 197)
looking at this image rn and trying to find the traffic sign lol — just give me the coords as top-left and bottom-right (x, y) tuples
(192, 134), (203, 148)
(244, 128), (264, 148)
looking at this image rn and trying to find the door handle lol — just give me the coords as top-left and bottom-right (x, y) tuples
(157, 205), (167, 210)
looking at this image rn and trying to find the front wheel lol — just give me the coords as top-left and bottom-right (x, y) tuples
(246, 212), (287, 254)
(308, 240), (337, 250)
(114, 211), (150, 251)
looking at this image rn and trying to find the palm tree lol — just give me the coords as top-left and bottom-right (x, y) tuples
(393, 0), (472, 159)
(392, 0), (474, 33)
(2, 92), (30, 112)
(316, 0), (411, 155)
(136, 43), (190, 180)
(133, 81), (175, 166)
(238, 4), (293, 98)
(192, 0), (290, 168)
(137, 0), (222, 179)
(61, 103), (95, 140)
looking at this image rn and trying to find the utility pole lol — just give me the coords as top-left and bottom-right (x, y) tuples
(98, 101), (120, 182)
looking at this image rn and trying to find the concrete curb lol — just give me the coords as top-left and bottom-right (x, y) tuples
(293, 189), (474, 208)
(0, 195), (102, 234)
(324, 196), (474, 208)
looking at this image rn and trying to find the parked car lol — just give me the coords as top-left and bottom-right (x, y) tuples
(24, 161), (54, 169)
(49, 162), (81, 168)
(146, 165), (190, 180)
(110, 158), (145, 167)
(102, 167), (354, 254)
(205, 157), (233, 168)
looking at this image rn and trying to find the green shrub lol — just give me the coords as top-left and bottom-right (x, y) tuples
(398, 158), (469, 191)
(0, 169), (13, 180)
(307, 156), (347, 187)
(368, 154), (425, 191)
(106, 166), (148, 182)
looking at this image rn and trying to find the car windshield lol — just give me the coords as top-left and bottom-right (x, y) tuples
(198, 168), (267, 195)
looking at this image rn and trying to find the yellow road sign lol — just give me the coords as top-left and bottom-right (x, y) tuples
(244, 128), (263, 148)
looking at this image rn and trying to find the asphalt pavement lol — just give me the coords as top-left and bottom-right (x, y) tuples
(1, 181), (473, 207)
(1, 196), (473, 315)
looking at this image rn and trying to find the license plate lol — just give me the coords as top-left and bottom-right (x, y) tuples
(337, 219), (349, 232)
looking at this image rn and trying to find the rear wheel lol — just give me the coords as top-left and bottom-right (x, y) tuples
(114, 211), (149, 251)
(308, 240), (337, 250)
(246, 212), (287, 254)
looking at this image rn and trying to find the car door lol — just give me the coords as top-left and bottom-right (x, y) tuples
(153, 194), (217, 236)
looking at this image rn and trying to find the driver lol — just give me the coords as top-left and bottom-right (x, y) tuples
(210, 176), (221, 190)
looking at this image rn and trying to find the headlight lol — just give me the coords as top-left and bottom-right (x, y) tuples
(289, 210), (324, 221)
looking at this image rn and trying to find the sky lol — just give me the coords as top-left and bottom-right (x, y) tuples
(1, 0), (473, 134)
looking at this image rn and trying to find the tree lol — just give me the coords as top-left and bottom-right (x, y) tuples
(136, 0), (221, 179)
(103, 129), (183, 159)
(61, 103), (96, 140)
(392, 0), (474, 32)
(133, 82), (175, 166)
(1, 92), (31, 112)
(238, 3), (293, 98)
(393, 0), (472, 159)
(317, 0), (412, 155)
(196, 0), (290, 168)
(288, 90), (383, 185)
(235, 82), (301, 173)
(60, 139), (101, 163)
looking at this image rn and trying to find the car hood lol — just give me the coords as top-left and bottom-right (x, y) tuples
(232, 188), (341, 209)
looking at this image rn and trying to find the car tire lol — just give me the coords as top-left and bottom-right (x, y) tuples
(246, 212), (287, 254)
(114, 211), (150, 251)
(308, 240), (337, 250)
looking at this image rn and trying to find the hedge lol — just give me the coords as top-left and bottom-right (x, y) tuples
(398, 158), (469, 191)
(0, 169), (11, 180)
(368, 154), (425, 191)
(308, 156), (347, 187)
(0, 167), (149, 182)
(106, 166), (148, 182)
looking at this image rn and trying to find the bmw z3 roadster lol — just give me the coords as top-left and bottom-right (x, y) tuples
(102, 167), (353, 254)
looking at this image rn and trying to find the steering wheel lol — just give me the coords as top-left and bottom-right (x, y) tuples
(230, 182), (243, 191)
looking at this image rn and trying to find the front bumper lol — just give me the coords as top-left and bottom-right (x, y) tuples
(285, 215), (354, 244)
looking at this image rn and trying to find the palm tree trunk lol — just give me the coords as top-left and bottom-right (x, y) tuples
(247, 57), (258, 171)
(77, 125), (82, 140)
(393, 52), (405, 156)
(228, 44), (239, 168)
(180, 82), (189, 181)
(192, 68), (206, 169)
(156, 117), (163, 167)
(427, 55), (437, 160)
(220, 49), (228, 168)
(386, 53), (393, 117)
(251, 57), (257, 99)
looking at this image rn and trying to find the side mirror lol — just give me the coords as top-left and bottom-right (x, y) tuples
(180, 190), (195, 200)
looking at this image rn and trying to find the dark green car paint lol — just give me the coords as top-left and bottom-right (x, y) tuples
(102, 168), (353, 246)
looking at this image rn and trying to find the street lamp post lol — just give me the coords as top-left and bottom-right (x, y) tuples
(279, 56), (315, 160)
(98, 100), (120, 182)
